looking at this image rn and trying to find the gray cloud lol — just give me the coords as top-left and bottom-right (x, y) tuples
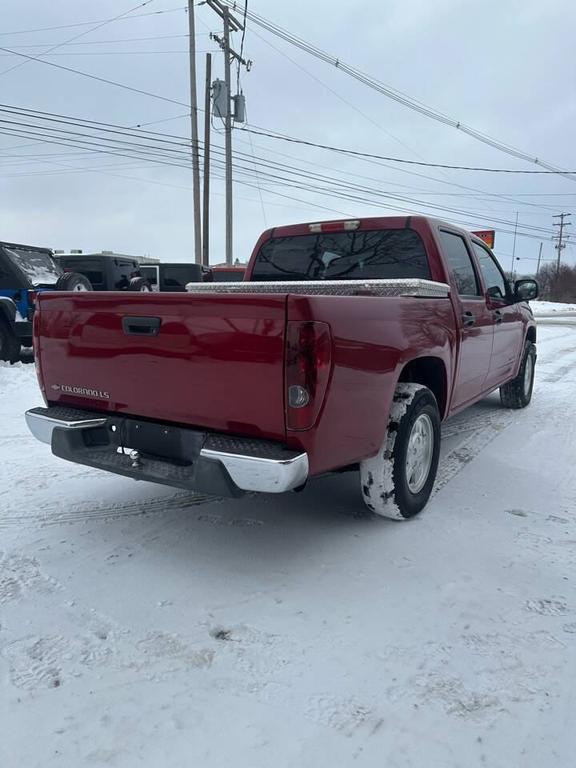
(1, 0), (575, 274)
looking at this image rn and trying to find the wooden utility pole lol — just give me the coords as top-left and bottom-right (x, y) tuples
(510, 212), (519, 278)
(202, 53), (212, 267)
(205, 0), (250, 265)
(536, 241), (543, 275)
(553, 212), (571, 276)
(223, 7), (233, 265)
(187, 0), (202, 264)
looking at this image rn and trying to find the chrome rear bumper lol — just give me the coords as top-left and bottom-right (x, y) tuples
(25, 407), (308, 495)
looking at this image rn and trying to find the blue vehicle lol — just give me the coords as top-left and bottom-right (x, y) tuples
(0, 240), (91, 362)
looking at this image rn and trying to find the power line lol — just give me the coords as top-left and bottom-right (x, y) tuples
(0, 102), (567, 222)
(2, 34), (204, 47)
(0, 0), (158, 79)
(0, 50), (215, 57)
(0, 121), (561, 245)
(0, 7), (186, 37)
(0, 120), (560, 241)
(0, 103), (566, 235)
(239, 126), (576, 175)
(0, 105), (568, 216)
(240, 27), (568, 218)
(0, 44), (190, 108)
(227, 2), (576, 182)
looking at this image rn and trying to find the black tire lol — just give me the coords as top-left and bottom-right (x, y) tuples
(360, 383), (441, 520)
(500, 341), (536, 409)
(128, 276), (152, 292)
(55, 272), (93, 292)
(0, 319), (21, 363)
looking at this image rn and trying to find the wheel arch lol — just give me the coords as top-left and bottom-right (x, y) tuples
(397, 356), (449, 419)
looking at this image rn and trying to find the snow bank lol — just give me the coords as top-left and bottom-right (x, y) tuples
(531, 300), (576, 316)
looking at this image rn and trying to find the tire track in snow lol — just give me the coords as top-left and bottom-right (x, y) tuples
(436, 325), (576, 493)
(436, 408), (515, 494)
(0, 490), (223, 528)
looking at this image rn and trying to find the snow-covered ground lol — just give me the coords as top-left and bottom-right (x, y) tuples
(532, 300), (576, 316)
(1, 322), (576, 768)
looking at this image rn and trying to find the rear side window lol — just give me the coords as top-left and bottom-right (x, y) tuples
(472, 242), (508, 299)
(59, 259), (104, 289)
(438, 231), (480, 297)
(114, 261), (136, 290)
(251, 229), (431, 281)
(162, 266), (191, 288)
(140, 266), (158, 286)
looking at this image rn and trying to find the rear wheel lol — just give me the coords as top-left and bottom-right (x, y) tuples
(55, 272), (93, 292)
(500, 341), (536, 409)
(359, 383), (441, 520)
(0, 319), (21, 363)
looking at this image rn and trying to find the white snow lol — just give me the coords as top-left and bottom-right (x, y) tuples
(532, 300), (576, 316)
(1, 321), (576, 767)
(3, 247), (61, 287)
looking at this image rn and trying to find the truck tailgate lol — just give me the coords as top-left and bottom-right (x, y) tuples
(35, 292), (288, 441)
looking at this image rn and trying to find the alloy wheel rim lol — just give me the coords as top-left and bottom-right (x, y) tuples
(405, 413), (434, 494)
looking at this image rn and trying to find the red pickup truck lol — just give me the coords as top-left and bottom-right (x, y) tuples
(26, 216), (538, 520)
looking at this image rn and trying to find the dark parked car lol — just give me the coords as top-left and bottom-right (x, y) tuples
(0, 240), (91, 362)
(54, 254), (151, 292)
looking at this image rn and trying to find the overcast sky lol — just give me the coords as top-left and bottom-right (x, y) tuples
(1, 0), (575, 274)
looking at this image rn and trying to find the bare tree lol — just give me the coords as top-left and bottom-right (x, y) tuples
(537, 263), (576, 302)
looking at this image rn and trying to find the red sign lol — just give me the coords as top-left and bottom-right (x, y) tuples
(471, 230), (495, 248)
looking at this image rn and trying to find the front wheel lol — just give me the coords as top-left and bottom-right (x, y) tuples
(360, 383), (441, 520)
(500, 341), (536, 409)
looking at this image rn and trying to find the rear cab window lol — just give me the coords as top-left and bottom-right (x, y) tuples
(251, 229), (431, 281)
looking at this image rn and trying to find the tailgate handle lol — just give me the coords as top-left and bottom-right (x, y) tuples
(122, 316), (161, 336)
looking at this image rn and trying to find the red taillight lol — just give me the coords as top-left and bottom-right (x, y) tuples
(285, 321), (332, 431)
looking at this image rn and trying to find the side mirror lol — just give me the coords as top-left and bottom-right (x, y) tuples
(513, 279), (539, 302)
(202, 267), (214, 283)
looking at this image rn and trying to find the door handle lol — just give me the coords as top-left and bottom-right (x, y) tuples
(493, 310), (503, 325)
(462, 311), (475, 327)
(122, 316), (161, 336)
